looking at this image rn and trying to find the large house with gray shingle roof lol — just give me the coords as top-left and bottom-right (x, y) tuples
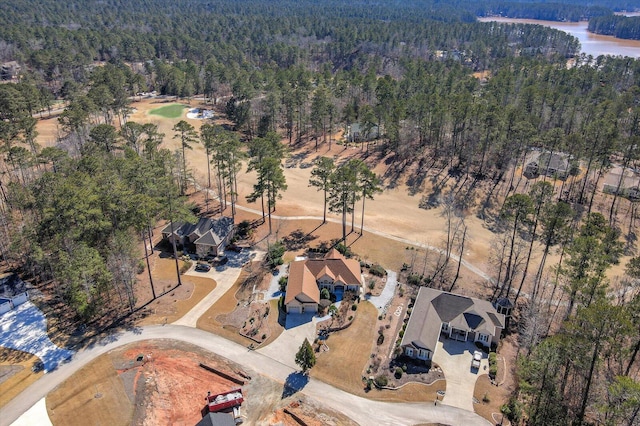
(161, 216), (234, 257)
(400, 287), (505, 362)
(285, 249), (363, 314)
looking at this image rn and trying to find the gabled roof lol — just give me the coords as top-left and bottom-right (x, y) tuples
(161, 221), (186, 236)
(302, 250), (361, 287)
(162, 217), (234, 244)
(285, 260), (320, 305)
(285, 250), (362, 306)
(194, 217), (234, 247)
(401, 287), (505, 353)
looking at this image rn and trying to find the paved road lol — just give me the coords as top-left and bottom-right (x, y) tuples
(2, 325), (490, 426)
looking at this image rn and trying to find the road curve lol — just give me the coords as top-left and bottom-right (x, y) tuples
(2, 325), (490, 426)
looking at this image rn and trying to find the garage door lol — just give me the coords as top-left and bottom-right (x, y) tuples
(287, 305), (302, 314)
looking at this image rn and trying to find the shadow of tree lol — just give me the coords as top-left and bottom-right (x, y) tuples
(281, 371), (309, 399)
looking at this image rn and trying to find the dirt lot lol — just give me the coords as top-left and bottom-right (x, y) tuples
(45, 340), (352, 426)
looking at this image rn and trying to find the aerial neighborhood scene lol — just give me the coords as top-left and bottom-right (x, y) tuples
(2, 0), (640, 425)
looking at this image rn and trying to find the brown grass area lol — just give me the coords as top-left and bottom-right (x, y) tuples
(311, 301), (378, 394)
(473, 374), (511, 424)
(0, 348), (45, 408)
(137, 270), (216, 326)
(311, 301), (445, 402)
(196, 268), (257, 346)
(47, 352), (133, 426)
(195, 262), (284, 348)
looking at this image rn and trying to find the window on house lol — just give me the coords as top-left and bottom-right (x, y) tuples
(406, 347), (414, 357)
(441, 322), (449, 332)
(478, 334), (488, 342)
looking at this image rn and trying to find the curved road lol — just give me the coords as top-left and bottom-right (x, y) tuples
(3, 325), (490, 426)
(5, 188), (497, 426)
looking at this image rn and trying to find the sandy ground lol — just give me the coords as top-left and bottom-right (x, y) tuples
(35, 97), (634, 298)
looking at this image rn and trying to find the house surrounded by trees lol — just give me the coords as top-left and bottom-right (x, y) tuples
(524, 151), (572, 180)
(161, 216), (235, 258)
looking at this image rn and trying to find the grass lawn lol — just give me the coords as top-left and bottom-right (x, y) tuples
(46, 353), (133, 426)
(0, 348), (44, 408)
(311, 301), (378, 395)
(148, 103), (186, 119)
(473, 374), (511, 424)
(310, 301), (445, 402)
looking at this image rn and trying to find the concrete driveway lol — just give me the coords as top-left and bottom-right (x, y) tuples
(173, 250), (264, 327)
(432, 338), (488, 411)
(257, 312), (324, 369)
(0, 302), (74, 372)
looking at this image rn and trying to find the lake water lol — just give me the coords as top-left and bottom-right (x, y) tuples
(478, 17), (640, 58)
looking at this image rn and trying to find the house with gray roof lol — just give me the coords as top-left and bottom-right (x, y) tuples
(400, 287), (505, 362)
(524, 151), (572, 180)
(602, 165), (640, 200)
(161, 216), (235, 257)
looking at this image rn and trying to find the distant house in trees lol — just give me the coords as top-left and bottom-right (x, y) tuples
(524, 151), (572, 180)
(602, 165), (640, 200)
(400, 287), (505, 363)
(0, 61), (21, 81)
(161, 216), (234, 257)
(285, 249), (363, 314)
(345, 122), (380, 143)
(0, 273), (29, 315)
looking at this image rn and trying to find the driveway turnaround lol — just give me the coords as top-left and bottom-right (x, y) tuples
(173, 250), (264, 327)
(0, 302), (74, 373)
(3, 325), (490, 426)
(433, 339), (488, 411)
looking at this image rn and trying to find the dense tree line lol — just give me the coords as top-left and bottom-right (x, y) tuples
(476, 2), (612, 22)
(589, 14), (640, 40)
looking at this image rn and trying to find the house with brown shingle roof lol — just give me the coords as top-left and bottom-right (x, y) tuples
(284, 249), (363, 314)
(400, 287), (504, 362)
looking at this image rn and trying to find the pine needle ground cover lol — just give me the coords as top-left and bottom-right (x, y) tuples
(148, 103), (186, 119)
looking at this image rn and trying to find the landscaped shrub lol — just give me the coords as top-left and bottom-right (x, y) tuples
(279, 276), (288, 292)
(320, 288), (331, 300)
(180, 260), (192, 274)
(351, 303), (357, 311)
(408, 274), (422, 285)
(374, 375), (388, 387)
(369, 264), (386, 277)
(394, 367), (403, 379)
(489, 352), (498, 379)
(482, 392), (490, 403)
(377, 334), (385, 345)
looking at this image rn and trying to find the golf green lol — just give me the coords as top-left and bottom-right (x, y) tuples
(148, 103), (186, 119)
